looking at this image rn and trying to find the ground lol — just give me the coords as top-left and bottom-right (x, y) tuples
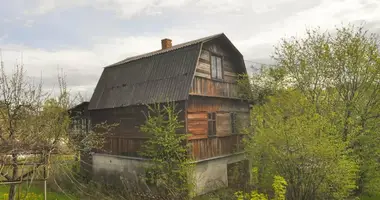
(0, 183), (71, 200)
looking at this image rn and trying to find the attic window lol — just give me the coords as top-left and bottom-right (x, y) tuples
(211, 55), (223, 79)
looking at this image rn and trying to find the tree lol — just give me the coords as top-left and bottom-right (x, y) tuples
(272, 24), (380, 196)
(0, 65), (112, 200)
(245, 91), (358, 199)
(139, 103), (194, 199)
(239, 24), (380, 198)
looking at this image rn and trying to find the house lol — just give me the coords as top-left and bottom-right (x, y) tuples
(82, 33), (251, 195)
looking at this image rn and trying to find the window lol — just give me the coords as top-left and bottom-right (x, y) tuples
(211, 55), (223, 79)
(231, 112), (237, 134)
(208, 112), (216, 136)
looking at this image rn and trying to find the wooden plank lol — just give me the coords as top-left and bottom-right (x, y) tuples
(188, 135), (208, 140)
(224, 75), (236, 83)
(188, 135), (245, 160)
(188, 112), (207, 119)
(216, 113), (231, 137)
(223, 59), (234, 69)
(189, 76), (240, 98)
(200, 49), (210, 61)
(196, 68), (211, 75)
(197, 62), (211, 72)
(199, 58), (210, 64)
(195, 72), (211, 79)
(187, 96), (250, 113)
(187, 112), (208, 136)
(224, 71), (237, 77)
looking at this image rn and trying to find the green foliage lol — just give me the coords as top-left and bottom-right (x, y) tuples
(235, 190), (268, 200)
(139, 103), (194, 199)
(240, 24), (380, 199)
(2, 192), (43, 200)
(272, 24), (380, 196)
(234, 175), (287, 200)
(272, 176), (287, 200)
(245, 91), (359, 200)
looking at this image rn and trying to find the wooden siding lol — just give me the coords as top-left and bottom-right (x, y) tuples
(195, 49), (238, 83)
(103, 135), (147, 157)
(189, 76), (239, 98)
(187, 112), (208, 138)
(216, 113), (231, 137)
(90, 101), (186, 156)
(187, 111), (249, 138)
(187, 95), (249, 113)
(186, 96), (250, 160)
(189, 134), (244, 160)
(194, 41), (240, 83)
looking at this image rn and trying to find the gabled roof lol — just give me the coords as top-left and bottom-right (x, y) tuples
(107, 33), (224, 67)
(88, 33), (246, 110)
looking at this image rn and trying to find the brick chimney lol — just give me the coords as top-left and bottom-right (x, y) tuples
(161, 38), (172, 49)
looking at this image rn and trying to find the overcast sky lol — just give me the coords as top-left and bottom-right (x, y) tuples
(1, 0), (380, 100)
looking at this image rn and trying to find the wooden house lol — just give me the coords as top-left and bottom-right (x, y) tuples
(85, 33), (251, 194)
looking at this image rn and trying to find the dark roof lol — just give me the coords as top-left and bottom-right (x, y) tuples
(88, 33), (246, 110)
(69, 101), (89, 111)
(107, 33), (223, 67)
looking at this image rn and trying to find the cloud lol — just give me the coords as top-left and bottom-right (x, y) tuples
(0, 35), (171, 97)
(2, 0), (380, 98)
(28, 0), (303, 18)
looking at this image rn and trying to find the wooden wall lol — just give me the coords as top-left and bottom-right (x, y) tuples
(90, 101), (186, 156)
(189, 134), (245, 160)
(189, 76), (239, 98)
(191, 40), (244, 99)
(195, 42), (241, 83)
(186, 96), (250, 160)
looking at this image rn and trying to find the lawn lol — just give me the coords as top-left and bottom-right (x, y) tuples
(360, 194), (380, 200)
(0, 183), (73, 200)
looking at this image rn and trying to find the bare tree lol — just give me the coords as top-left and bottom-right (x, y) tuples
(0, 64), (113, 200)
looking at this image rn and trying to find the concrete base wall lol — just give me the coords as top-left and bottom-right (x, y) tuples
(92, 153), (150, 186)
(92, 153), (247, 196)
(193, 153), (247, 195)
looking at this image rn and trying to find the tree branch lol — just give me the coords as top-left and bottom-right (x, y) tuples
(0, 172), (11, 180)
(16, 163), (42, 181)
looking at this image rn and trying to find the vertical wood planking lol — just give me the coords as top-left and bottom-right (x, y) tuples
(189, 76), (239, 98)
(188, 135), (245, 160)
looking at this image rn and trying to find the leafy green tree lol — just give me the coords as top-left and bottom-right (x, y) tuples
(139, 103), (194, 199)
(245, 91), (358, 200)
(272, 24), (380, 196)
(239, 24), (380, 198)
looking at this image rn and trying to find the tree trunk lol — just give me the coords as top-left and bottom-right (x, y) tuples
(9, 154), (18, 200)
(8, 184), (17, 200)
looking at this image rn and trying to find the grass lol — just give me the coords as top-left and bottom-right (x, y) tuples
(0, 183), (73, 200)
(359, 194), (380, 200)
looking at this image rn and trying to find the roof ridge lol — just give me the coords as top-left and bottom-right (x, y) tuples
(105, 33), (224, 68)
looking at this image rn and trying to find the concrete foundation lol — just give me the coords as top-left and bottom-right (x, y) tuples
(92, 153), (150, 186)
(193, 153), (247, 195)
(92, 153), (247, 196)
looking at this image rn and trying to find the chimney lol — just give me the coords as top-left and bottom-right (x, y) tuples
(161, 38), (172, 49)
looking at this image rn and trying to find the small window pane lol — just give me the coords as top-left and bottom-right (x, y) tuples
(208, 121), (213, 135)
(211, 56), (217, 79)
(208, 112), (216, 136)
(216, 57), (222, 79)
